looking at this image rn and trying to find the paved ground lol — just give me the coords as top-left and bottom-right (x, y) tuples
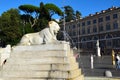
(77, 55), (120, 77)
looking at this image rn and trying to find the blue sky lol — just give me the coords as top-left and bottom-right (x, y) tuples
(0, 0), (120, 19)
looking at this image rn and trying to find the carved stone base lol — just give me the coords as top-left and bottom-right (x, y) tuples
(1, 42), (84, 80)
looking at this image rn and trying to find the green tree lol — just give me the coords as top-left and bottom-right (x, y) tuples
(18, 2), (62, 32)
(75, 10), (82, 19)
(39, 2), (50, 20)
(45, 3), (63, 19)
(19, 4), (39, 28)
(64, 6), (75, 22)
(60, 6), (82, 23)
(20, 14), (34, 34)
(0, 8), (22, 46)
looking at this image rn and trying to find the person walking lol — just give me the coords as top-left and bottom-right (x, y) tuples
(115, 53), (120, 69)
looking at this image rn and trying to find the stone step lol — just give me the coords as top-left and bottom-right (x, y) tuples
(12, 43), (70, 52)
(3, 63), (79, 71)
(1, 78), (66, 80)
(69, 75), (84, 80)
(84, 77), (120, 80)
(2, 75), (84, 80)
(10, 51), (73, 58)
(2, 69), (81, 79)
(5, 57), (76, 64)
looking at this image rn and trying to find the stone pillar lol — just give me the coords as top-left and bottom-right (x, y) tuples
(96, 40), (101, 57)
(91, 55), (94, 69)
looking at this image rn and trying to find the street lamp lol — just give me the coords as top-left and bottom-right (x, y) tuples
(77, 21), (80, 53)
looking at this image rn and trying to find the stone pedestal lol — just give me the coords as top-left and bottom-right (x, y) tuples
(1, 42), (84, 80)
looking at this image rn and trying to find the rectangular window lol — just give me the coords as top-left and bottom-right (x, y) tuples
(82, 22), (85, 26)
(99, 25), (104, 32)
(98, 17), (103, 23)
(72, 25), (76, 29)
(113, 22), (118, 29)
(113, 14), (118, 19)
(106, 16), (110, 21)
(93, 26), (97, 33)
(106, 24), (111, 30)
(93, 19), (97, 24)
(106, 40), (112, 47)
(87, 21), (91, 25)
(87, 28), (90, 34)
(82, 28), (85, 34)
(73, 31), (76, 36)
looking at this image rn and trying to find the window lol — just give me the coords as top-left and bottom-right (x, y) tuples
(93, 19), (97, 24)
(98, 17), (103, 23)
(106, 23), (111, 30)
(113, 14), (118, 19)
(87, 21), (91, 25)
(78, 29), (80, 35)
(93, 36), (98, 40)
(100, 35), (105, 39)
(72, 25), (76, 29)
(82, 22), (85, 26)
(81, 43), (86, 48)
(66, 26), (69, 30)
(106, 15), (110, 21)
(72, 31), (76, 36)
(93, 25), (97, 33)
(113, 22), (118, 29)
(81, 38), (86, 42)
(106, 40), (112, 47)
(99, 24), (104, 32)
(106, 34), (112, 39)
(87, 42), (93, 48)
(87, 26), (90, 34)
(82, 28), (85, 34)
(105, 34), (112, 47)
(87, 37), (92, 40)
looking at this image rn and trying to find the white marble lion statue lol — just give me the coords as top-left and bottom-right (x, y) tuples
(19, 21), (60, 45)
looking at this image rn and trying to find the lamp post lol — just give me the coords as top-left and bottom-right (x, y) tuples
(62, 0), (66, 41)
(77, 21), (80, 53)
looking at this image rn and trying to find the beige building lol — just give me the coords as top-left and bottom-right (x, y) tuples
(61, 6), (120, 55)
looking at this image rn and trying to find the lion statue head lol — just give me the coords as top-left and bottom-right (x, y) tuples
(48, 21), (60, 37)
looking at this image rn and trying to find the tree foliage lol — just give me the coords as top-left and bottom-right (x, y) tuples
(64, 6), (75, 22)
(39, 2), (50, 21)
(18, 2), (63, 32)
(0, 8), (22, 46)
(19, 4), (39, 13)
(45, 3), (63, 18)
(75, 10), (82, 19)
(19, 5), (39, 28)
(60, 6), (82, 23)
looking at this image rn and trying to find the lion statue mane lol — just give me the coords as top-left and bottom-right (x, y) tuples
(19, 21), (60, 45)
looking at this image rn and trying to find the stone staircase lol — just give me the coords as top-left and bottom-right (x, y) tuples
(1, 42), (84, 80)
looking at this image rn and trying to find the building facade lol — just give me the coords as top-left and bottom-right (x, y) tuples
(61, 6), (120, 55)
